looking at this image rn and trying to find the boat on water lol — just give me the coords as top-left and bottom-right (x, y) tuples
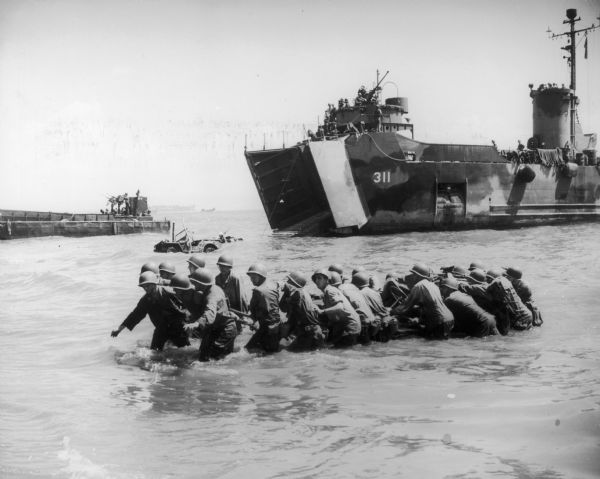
(245, 9), (599, 236)
(0, 193), (170, 240)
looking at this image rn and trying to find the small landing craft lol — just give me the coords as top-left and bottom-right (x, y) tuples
(245, 9), (599, 235)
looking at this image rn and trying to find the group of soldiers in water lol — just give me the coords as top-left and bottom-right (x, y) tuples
(111, 255), (543, 362)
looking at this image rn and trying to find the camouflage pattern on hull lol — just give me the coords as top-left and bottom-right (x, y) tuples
(245, 132), (600, 235)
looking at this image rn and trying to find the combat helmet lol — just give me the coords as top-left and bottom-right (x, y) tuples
(217, 254), (233, 268)
(189, 268), (213, 287)
(187, 255), (206, 270)
(247, 263), (267, 279)
(158, 262), (176, 274)
(451, 265), (468, 278)
(170, 273), (194, 291)
(352, 271), (370, 289)
(287, 271), (307, 288)
(468, 260), (486, 271)
(328, 264), (344, 275)
(468, 268), (486, 284)
(504, 267), (523, 280)
(409, 263), (431, 279)
(329, 271), (342, 286)
(140, 262), (159, 274)
(486, 268), (504, 282)
(138, 271), (158, 286)
(311, 268), (330, 282)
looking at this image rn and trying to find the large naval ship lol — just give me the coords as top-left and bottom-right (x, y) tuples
(245, 9), (599, 235)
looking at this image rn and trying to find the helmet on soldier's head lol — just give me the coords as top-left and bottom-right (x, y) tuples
(441, 277), (459, 291)
(352, 271), (370, 289)
(138, 271), (159, 286)
(486, 268), (504, 282)
(352, 266), (366, 276)
(409, 263), (431, 279)
(328, 264), (344, 275)
(469, 260), (485, 271)
(187, 255), (206, 269)
(505, 267), (523, 280)
(170, 273), (194, 291)
(217, 254), (233, 268)
(311, 268), (330, 283)
(451, 265), (468, 278)
(468, 269), (486, 284)
(190, 268), (213, 286)
(140, 262), (159, 274)
(287, 271), (307, 288)
(158, 262), (176, 274)
(247, 263), (267, 279)
(329, 271), (342, 286)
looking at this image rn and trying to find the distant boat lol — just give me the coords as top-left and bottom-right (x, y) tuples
(154, 204), (196, 212)
(201, 208), (215, 212)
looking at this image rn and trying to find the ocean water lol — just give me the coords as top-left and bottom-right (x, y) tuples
(1, 209), (599, 479)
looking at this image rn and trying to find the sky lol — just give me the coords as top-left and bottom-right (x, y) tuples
(0, 0), (599, 212)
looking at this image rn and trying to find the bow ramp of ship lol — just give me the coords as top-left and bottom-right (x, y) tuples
(245, 138), (370, 235)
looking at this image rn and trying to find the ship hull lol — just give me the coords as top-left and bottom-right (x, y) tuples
(245, 132), (600, 235)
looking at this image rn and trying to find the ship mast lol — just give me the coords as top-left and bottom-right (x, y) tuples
(550, 9), (599, 149)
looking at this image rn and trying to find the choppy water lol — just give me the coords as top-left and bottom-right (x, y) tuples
(1, 209), (599, 479)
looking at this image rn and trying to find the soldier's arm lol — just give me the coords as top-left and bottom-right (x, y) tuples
(112, 296), (148, 336)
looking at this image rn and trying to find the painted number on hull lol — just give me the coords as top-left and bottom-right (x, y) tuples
(373, 171), (391, 183)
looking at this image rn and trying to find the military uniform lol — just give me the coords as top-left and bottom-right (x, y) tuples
(487, 277), (533, 334)
(508, 277), (543, 327)
(215, 271), (251, 313)
(458, 283), (496, 313)
(444, 291), (498, 337)
(399, 279), (454, 339)
(245, 279), (282, 353)
(196, 285), (238, 361)
(121, 286), (190, 350)
(360, 286), (397, 342)
(280, 285), (324, 352)
(339, 282), (377, 344)
(321, 284), (361, 348)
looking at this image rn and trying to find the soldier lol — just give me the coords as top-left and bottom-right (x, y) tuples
(440, 277), (498, 337)
(457, 268), (496, 314)
(187, 255), (206, 275)
(215, 254), (250, 313)
(486, 270), (533, 334)
(279, 271), (325, 352)
(244, 263), (282, 354)
(391, 263), (454, 339)
(312, 269), (361, 348)
(381, 272), (410, 308)
(170, 273), (203, 324)
(352, 271), (396, 342)
(330, 271), (377, 345)
(110, 271), (190, 351)
(158, 262), (176, 285)
(504, 267), (543, 327)
(186, 269), (237, 361)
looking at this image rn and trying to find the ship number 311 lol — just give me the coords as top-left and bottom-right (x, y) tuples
(373, 171), (391, 183)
